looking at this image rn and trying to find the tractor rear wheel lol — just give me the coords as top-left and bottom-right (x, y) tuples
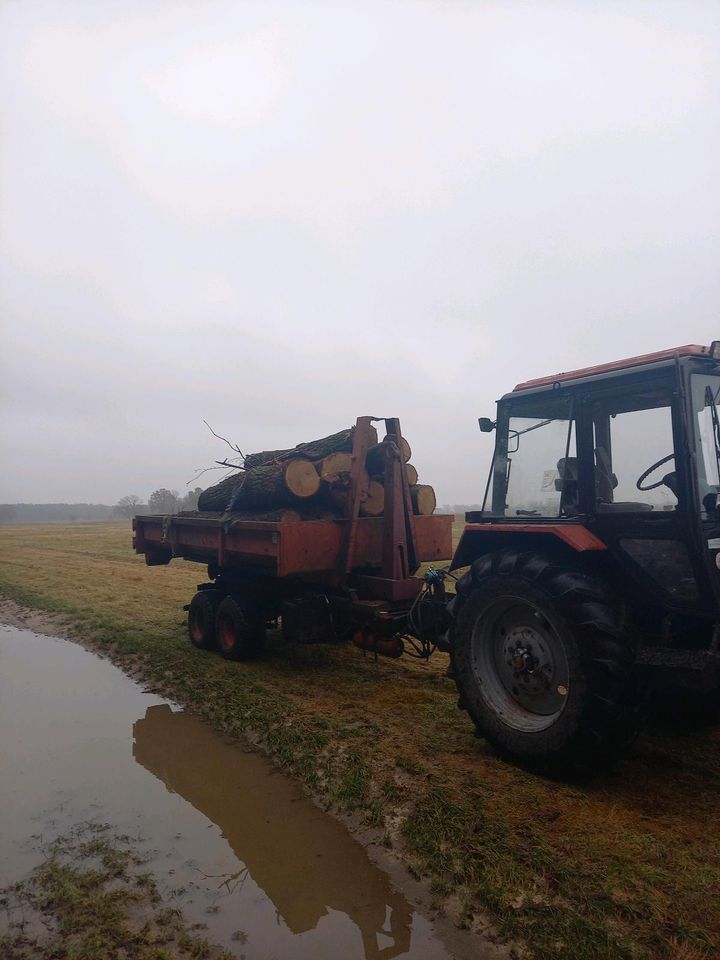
(216, 595), (265, 661)
(449, 550), (640, 772)
(187, 590), (220, 650)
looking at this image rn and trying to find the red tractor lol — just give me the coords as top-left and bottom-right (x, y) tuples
(446, 343), (720, 768)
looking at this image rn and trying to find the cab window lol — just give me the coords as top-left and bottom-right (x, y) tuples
(487, 398), (578, 518)
(592, 391), (677, 513)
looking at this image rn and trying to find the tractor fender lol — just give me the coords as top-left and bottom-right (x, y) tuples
(450, 523), (607, 570)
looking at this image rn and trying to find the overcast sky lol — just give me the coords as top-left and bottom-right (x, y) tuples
(1, 0), (719, 505)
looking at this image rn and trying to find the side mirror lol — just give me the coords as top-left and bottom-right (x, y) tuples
(478, 417), (496, 433)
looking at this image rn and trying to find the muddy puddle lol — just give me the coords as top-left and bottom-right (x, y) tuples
(0, 623), (481, 959)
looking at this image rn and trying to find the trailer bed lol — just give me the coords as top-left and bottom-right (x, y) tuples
(133, 512), (453, 578)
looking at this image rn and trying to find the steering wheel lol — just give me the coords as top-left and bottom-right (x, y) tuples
(636, 453), (675, 491)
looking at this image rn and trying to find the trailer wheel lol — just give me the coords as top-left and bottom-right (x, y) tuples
(216, 595), (265, 661)
(450, 550), (640, 772)
(187, 590), (220, 650)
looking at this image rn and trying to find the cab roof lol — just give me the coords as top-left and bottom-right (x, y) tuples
(513, 344), (712, 392)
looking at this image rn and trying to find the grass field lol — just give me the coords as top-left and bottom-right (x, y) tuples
(1, 522), (719, 960)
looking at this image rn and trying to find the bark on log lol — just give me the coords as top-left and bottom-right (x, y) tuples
(231, 508), (303, 522)
(241, 448), (291, 470)
(180, 508), (302, 522)
(359, 480), (385, 517)
(244, 425), (377, 470)
(233, 458), (320, 509)
(197, 472), (245, 512)
(410, 484), (436, 516)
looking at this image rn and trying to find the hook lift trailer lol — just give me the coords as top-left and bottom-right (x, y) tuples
(134, 344), (720, 769)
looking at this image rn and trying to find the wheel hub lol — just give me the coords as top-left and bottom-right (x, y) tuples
(471, 598), (571, 733)
(509, 642), (538, 674)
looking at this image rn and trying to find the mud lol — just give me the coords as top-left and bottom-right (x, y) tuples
(0, 621), (495, 959)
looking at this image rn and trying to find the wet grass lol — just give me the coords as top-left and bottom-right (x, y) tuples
(0, 822), (231, 959)
(1, 522), (719, 959)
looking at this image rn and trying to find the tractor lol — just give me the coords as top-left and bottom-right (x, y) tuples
(447, 343), (720, 768)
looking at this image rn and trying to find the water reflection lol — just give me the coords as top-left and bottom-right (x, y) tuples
(133, 704), (412, 959)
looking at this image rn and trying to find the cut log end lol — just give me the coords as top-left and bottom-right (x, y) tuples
(284, 459), (321, 499)
(404, 463), (418, 487)
(365, 437), (412, 475)
(319, 451), (354, 484)
(385, 435), (412, 463)
(359, 480), (385, 517)
(410, 484), (436, 516)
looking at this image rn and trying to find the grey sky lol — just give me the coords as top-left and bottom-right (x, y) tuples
(1, 0), (718, 505)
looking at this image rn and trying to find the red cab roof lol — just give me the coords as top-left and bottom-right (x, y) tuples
(513, 344), (711, 392)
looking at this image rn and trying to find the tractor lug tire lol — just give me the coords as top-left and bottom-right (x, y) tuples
(449, 549), (642, 774)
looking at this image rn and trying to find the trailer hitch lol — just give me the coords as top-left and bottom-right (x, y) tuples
(399, 566), (457, 661)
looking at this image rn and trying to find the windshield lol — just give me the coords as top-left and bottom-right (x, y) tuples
(485, 397), (577, 518)
(691, 374), (720, 517)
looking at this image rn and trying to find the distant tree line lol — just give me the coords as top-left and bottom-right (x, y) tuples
(115, 488), (203, 518)
(437, 504), (484, 516)
(0, 487), (204, 524)
(0, 503), (117, 524)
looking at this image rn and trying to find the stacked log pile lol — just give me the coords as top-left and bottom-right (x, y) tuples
(196, 424), (436, 520)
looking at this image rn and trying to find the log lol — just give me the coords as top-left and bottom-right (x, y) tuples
(231, 508), (302, 522)
(233, 458), (320, 510)
(326, 487), (349, 512)
(242, 447), (291, 470)
(404, 463), (418, 486)
(359, 480), (385, 517)
(318, 452), (353, 484)
(367, 463), (417, 486)
(244, 425), (377, 470)
(410, 484), (436, 516)
(392, 436), (412, 463)
(197, 472), (245, 512)
(365, 438), (412, 475)
(180, 508), (302, 522)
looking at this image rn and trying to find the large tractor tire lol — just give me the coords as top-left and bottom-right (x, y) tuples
(215, 595), (265, 661)
(187, 590), (220, 650)
(449, 550), (641, 772)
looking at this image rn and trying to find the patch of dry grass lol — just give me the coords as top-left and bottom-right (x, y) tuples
(0, 522), (719, 959)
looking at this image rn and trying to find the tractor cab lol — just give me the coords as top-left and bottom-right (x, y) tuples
(463, 343), (720, 621)
(448, 345), (720, 770)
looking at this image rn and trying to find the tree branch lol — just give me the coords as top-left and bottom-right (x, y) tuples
(203, 420), (245, 459)
(187, 463), (241, 485)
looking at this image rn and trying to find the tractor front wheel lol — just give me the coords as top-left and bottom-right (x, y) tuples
(450, 551), (640, 772)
